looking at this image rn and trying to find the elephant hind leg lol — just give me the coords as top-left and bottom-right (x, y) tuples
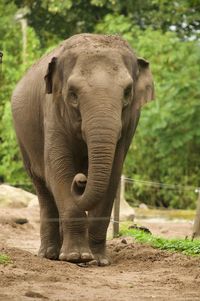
(18, 140), (61, 259)
(33, 176), (61, 260)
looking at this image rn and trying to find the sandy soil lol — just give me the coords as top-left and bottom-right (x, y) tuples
(0, 205), (200, 301)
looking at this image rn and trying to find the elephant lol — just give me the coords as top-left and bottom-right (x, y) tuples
(11, 34), (154, 266)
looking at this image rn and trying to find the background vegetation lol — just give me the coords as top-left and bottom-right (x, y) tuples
(0, 0), (199, 208)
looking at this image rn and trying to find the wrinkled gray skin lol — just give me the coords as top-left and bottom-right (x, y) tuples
(12, 34), (154, 266)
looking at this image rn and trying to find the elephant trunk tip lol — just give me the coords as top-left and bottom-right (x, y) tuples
(71, 173), (87, 200)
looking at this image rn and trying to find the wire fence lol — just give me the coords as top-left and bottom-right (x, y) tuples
(123, 177), (199, 192)
(1, 176), (200, 212)
(1, 176), (199, 220)
(2, 177), (200, 192)
(1, 177), (199, 238)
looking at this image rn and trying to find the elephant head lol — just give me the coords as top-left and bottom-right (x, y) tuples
(44, 34), (154, 211)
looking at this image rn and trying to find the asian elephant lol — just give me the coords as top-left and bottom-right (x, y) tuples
(11, 34), (154, 266)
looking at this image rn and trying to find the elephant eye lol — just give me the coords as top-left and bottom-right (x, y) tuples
(68, 89), (78, 107)
(123, 85), (132, 107)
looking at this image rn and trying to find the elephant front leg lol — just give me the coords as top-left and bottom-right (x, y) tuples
(58, 204), (94, 263)
(45, 138), (93, 263)
(88, 203), (113, 266)
(51, 181), (93, 263)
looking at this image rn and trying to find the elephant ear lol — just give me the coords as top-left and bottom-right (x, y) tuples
(135, 57), (155, 108)
(44, 57), (57, 94)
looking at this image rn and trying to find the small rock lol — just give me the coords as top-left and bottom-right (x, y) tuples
(11, 265), (17, 268)
(120, 236), (134, 244)
(139, 203), (149, 210)
(14, 218), (28, 225)
(121, 238), (128, 244)
(128, 224), (152, 234)
(138, 226), (152, 234)
(25, 291), (48, 299)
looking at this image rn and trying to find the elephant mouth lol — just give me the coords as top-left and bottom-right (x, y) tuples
(71, 173), (87, 197)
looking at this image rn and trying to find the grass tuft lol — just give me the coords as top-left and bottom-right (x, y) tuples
(0, 253), (11, 265)
(120, 225), (200, 256)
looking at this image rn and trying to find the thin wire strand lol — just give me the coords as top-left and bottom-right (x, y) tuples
(123, 177), (199, 191)
(26, 217), (121, 223)
(2, 177), (199, 192)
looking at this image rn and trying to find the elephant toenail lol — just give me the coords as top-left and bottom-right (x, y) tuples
(81, 252), (94, 260)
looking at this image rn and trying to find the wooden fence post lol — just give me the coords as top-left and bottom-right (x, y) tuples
(113, 175), (125, 238)
(0, 51), (2, 88)
(0, 51), (3, 64)
(192, 188), (200, 239)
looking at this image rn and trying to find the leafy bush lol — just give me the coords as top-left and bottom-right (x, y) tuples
(0, 2), (41, 189)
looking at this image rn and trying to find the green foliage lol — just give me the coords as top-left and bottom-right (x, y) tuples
(0, 253), (11, 265)
(12, 0), (200, 48)
(130, 31), (200, 209)
(120, 226), (200, 256)
(0, 0), (41, 188)
(13, 0), (111, 48)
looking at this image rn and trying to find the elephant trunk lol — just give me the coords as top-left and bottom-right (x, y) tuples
(71, 109), (121, 211)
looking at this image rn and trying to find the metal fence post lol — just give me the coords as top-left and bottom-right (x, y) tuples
(113, 175), (125, 238)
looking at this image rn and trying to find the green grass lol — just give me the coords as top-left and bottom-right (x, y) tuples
(120, 225), (200, 256)
(0, 253), (11, 265)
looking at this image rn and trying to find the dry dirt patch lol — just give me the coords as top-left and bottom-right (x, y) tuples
(0, 205), (200, 301)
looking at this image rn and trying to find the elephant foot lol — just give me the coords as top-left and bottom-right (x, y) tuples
(89, 239), (110, 266)
(59, 245), (94, 263)
(38, 244), (60, 260)
(89, 253), (111, 266)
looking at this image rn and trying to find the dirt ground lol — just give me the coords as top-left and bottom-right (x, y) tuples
(0, 204), (200, 301)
